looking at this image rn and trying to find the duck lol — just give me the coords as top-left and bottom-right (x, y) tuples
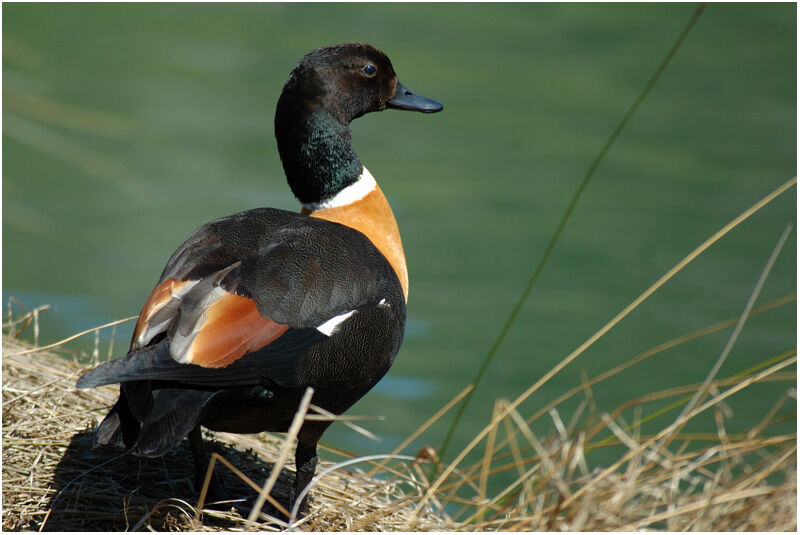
(76, 42), (442, 515)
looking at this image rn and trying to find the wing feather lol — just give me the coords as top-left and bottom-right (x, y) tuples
(80, 208), (398, 390)
(77, 328), (325, 389)
(177, 290), (290, 368)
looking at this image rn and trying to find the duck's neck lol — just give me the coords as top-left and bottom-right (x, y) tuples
(301, 167), (409, 303)
(276, 98), (408, 301)
(276, 106), (362, 204)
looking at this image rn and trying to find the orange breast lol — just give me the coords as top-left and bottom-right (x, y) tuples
(303, 185), (408, 302)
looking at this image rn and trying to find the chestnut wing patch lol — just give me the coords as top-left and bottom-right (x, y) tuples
(132, 263), (290, 370)
(170, 288), (289, 368)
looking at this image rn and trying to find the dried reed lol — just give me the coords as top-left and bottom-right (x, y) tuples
(1, 333), (450, 531)
(3, 309), (794, 531)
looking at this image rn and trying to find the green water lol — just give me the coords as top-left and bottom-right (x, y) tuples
(3, 3), (796, 465)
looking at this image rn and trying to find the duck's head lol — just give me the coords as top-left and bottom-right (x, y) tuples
(278, 43), (442, 124)
(275, 43), (442, 205)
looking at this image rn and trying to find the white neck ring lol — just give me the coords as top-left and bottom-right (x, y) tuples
(302, 167), (377, 212)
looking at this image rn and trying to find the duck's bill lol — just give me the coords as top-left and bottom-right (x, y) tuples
(387, 81), (443, 113)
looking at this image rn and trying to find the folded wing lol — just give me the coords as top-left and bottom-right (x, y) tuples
(78, 208), (395, 390)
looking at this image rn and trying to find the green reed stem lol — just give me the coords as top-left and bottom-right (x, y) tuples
(435, 3), (708, 474)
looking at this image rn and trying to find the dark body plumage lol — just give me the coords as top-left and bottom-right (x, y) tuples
(79, 209), (405, 450)
(76, 43), (442, 515)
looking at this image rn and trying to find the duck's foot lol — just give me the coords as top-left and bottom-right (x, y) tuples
(293, 440), (319, 518)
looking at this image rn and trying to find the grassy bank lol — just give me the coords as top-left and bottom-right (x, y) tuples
(2, 307), (795, 531)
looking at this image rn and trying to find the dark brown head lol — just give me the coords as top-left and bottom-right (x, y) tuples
(280, 43), (442, 124)
(275, 43), (442, 204)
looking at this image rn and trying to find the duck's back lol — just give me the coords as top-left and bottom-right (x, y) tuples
(155, 207), (403, 327)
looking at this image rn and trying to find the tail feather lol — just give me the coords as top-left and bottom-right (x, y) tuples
(76, 340), (171, 389)
(122, 380), (154, 425)
(79, 339), (219, 457)
(134, 389), (214, 456)
(92, 384), (146, 450)
(93, 404), (124, 449)
(90, 381), (214, 457)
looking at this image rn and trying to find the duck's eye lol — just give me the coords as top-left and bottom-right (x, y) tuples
(363, 64), (376, 76)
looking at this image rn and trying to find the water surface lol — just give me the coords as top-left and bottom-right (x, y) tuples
(4, 3), (796, 460)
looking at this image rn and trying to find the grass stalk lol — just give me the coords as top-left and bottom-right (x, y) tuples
(409, 176), (796, 524)
(670, 223), (793, 428)
(436, 3), (708, 469)
(562, 354), (796, 509)
(247, 387), (313, 523)
(6, 315), (137, 358)
(463, 293), (795, 473)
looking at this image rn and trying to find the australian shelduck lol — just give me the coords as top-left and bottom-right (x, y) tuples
(76, 42), (442, 515)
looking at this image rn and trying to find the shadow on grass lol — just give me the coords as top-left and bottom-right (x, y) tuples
(42, 430), (294, 531)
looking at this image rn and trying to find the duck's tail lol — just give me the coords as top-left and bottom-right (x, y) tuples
(92, 383), (215, 457)
(80, 342), (215, 457)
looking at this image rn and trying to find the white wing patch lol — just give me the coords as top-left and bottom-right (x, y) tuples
(316, 310), (357, 336)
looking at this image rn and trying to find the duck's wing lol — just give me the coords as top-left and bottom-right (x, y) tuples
(78, 208), (399, 389)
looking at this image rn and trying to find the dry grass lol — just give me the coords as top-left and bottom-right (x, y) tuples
(1, 329), (450, 531)
(3, 301), (795, 531)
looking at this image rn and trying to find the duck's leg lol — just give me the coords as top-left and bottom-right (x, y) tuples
(188, 426), (227, 502)
(294, 440), (319, 515)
